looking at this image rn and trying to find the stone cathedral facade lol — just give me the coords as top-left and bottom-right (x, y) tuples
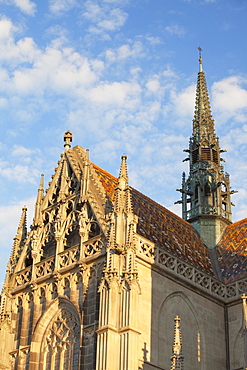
(0, 57), (247, 370)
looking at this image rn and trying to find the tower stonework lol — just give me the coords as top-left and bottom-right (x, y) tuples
(177, 55), (236, 248)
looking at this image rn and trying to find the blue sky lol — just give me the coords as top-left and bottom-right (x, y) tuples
(0, 0), (247, 288)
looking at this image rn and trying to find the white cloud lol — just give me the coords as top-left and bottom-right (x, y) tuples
(12, 0), (36, 15)
(97, 8), (128, 31)
(146, 78), (161, 94)
(0, 18), (39, 65)
(0, 17), (18, 40)
(170, 84), (196, 121)
(88, 81), (141, 108)
(105, 41), (144, 64)
(0, 36), (100, 97)
(146, 36), (162, 45)
(212, 76), (247, 124)
(49, 0), (77, 15)
(82, 0), (128, 35)
(11, 144), (34, 157)
(0, 144), (43, 184)
(1, 164), (39, 183)
(165, 24), (186, 37)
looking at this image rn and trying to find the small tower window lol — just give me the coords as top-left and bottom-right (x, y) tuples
(195, 185), (199, 202)
(192, 149), (199, 164)
(201, 148), (211, 161)
(212, 149), (218, 164)
(205, 183), (211, 197)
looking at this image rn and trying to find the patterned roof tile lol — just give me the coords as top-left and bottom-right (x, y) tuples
(216, 218), (247, 283)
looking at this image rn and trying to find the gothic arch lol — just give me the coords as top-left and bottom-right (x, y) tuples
(30, 297), (80, 370)
(157, 291), (205, 370)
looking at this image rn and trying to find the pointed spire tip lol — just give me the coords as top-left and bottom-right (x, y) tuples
(197, 46), (203, 72)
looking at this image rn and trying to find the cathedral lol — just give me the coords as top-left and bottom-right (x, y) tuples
(0, 55), (247, 370)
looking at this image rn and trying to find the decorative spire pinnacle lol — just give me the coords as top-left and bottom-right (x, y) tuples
(16, 206), (27, 242)
(110, 154), (137, 250)
(10, 206), (27, 266)
(170, 316), (184, 370)
(118, 154), (128, 191)
(64, 130), (72, 152)
(81, 149), (90, 199)
(34, 174), (44, 225)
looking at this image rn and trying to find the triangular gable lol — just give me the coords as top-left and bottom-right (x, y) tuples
(7, 145), (112, 289)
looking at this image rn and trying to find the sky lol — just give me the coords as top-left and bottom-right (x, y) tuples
(0, 0), (247, 289)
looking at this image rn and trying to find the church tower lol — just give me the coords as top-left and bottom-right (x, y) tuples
(177, 49), (236, 248)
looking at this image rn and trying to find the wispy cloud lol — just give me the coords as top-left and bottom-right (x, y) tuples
(82, 0), (128, 36)
(104, 41), (145, 64)
(49, 0), (77, 15)
(164, 24), (187, 37)
(11, 0), (36, 16)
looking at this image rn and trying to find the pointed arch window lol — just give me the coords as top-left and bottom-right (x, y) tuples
(41, 308), (80, 370)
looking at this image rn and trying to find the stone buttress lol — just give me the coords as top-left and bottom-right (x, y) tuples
(96, 154), (140, 370)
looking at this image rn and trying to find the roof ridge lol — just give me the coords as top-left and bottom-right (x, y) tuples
(91, 163), (118, 183)
(228, 218), (247, 227)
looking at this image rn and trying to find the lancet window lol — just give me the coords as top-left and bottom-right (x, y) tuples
(41, 309), (80, 370)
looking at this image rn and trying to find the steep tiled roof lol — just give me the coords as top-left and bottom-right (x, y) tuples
(92, 163), (118, 202)
(131, 188), (214, 275)
(93, 162), (214, 276)
(216, 218), (247, 283)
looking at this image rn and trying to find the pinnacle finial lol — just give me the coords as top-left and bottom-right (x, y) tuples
(39, 173), (44, 189)
(64, 130), (72, 152)
(34, 174), (44, 224)
(17, 206), (27, 240)
(197, 46), (203, 72)
(170, 316), (184, 370)
(118, 154), (128, 190)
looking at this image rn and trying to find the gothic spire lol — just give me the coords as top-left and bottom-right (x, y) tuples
(193, 48), (216, 144)
(176, 50), (236, 248)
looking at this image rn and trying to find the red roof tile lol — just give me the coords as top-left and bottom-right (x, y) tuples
(216, 218), (247, 283)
